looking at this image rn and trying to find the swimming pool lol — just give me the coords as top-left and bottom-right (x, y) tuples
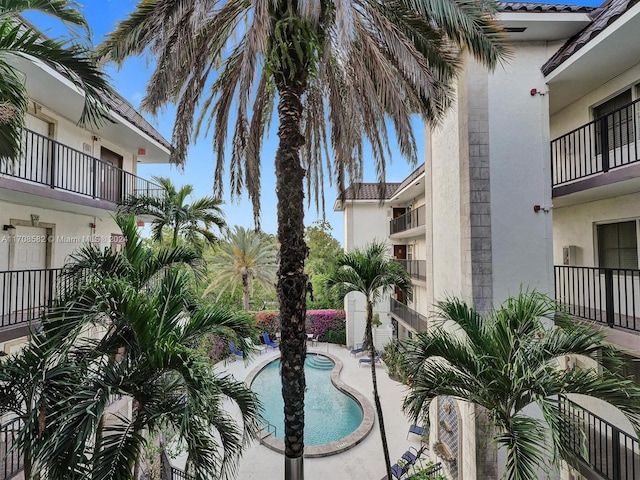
(251, 354), (363, 445)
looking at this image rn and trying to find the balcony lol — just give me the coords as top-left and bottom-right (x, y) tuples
(554, 266), (640, 334)
(394, 259), (426, 282)
(390, 205), (425, 236)
(389, 298), (428, 332)
(560, 396), (639, 480)
(0, 417), (23, 480)
(0, 129), (162, 205)
(551, 98), (640, 196)
(0, 268), (65, 342)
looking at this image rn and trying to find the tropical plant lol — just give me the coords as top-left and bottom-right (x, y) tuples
(402, 291), (640, 480)
(326, 241), (413, 478)
(1, 215), (261, 480)
(119, 176), (226, 251)
(204, 226), (278, 311)
(99, 1), (507, 476)
(305, 221), (343, 309)
(0, 0), (111, 160)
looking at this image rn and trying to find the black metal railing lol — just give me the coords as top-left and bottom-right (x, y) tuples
(1, 129), (163, 202)
(1, 417), (24, 480)
(0, 268), (64, 331)
(560, 396), (639, 480)
(390, 205), (426, 235)
(408, 462), (443, 479)
(555, 266), (640, 333)
(394, 259), (426, 281)
(551, 98), (640, 187)
(390, 298), (428, 332)
(170, 467), (196, 480)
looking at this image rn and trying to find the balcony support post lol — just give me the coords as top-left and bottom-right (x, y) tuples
(601, 116), (610, 173)
(604, 268), (615, 328)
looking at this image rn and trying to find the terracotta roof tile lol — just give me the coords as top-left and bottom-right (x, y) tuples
(340, 182), (401, 201)
(542, 0), (637, 76)
(499, 2), (594, 13)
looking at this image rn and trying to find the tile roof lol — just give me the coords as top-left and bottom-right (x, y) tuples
(106, 92), (171, 150)
(19, 16), (171, 151)
(340, 182), (401, 201)
(499, 2), (594, 13)
(542, 0), (637, 76)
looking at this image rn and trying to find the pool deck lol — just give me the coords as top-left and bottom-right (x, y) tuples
(176, 342), (429, 480)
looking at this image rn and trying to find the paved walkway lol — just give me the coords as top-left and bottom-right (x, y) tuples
(181, 342), (428, 480)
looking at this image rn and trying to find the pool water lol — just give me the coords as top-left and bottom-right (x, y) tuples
(250, 354), (363, 445)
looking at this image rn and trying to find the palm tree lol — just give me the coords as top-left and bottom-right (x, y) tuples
(99, 2), (507, 476)
(119, 176), (226, 251)
(1, 215), (261, 480)
(204, 226), (278, 311)
(0, 0), (111, 159)
(402, 291), (640, 480)
(326, 241), (413, 478)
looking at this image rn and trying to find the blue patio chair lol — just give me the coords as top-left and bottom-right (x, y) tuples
(390, 462), (409, 479)
(401, 444), (427, 467)
(358, 351), (382, 367)
(406, 424), (428, 439)
(262, 332), (279, 350)
(229, 342), (243, 358)
(350, 344), (365, 356)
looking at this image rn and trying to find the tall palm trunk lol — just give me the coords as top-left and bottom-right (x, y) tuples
(366, 299), (392, 480)
(242, 271), (250, 311)
(275, 81), (308, 480)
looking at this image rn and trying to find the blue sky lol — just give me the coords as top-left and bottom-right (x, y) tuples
(26, 0), (602, 243)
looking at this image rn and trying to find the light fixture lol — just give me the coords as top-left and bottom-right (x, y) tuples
(3, 224), (15, 231)
(89, 223), (96, 229)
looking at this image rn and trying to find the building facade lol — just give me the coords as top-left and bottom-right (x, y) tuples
(0, 32), (171, 480)
(336, 1), (639, 479)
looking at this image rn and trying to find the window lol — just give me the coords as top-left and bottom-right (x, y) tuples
(597, 221), (638, 269)
(594, 90), (635, 153)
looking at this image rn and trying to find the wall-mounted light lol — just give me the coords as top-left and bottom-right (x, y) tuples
(3, 224), (15, 231)
(89, 223), (96, 229)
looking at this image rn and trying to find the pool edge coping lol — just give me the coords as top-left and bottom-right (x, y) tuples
(244, 350), (375, 458)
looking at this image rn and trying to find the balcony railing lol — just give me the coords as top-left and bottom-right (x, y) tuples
(551, 98), (640, 187)
(0, 268), (64, 332)
(554, 266), (640, 333)
(0, 129), (163, 203)
(560, 396), (639, 480)
(390, 298), (428, 332)
(0, 417), (23, 480)
(394, 259), (426, 281)
(390, 205), (425, 235)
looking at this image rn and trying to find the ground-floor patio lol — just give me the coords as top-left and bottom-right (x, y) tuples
(173, 342), (429, 480)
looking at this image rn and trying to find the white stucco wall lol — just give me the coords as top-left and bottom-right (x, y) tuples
(553, 192), (640, 266)
(0, 203), (120, 270)
(488, 42), (555, 302)
(550, 61), (640, 139)
(28, 108), (137, 175)
(341, 201), (395, 347)
(429, 87), (463, 299)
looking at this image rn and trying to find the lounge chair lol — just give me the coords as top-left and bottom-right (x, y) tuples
(350, 344), (365, 356)
(390, 463), (409, 479)
(358, 352), (382, 367)
(406, 424), (428, 440)
(262, 332), (279, 350)
(401, 445), (427, 467)
(245, 337), (267, 355)
(229, 342), (243, 358)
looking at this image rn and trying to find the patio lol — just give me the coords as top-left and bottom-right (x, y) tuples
(173, 342), (428, 480)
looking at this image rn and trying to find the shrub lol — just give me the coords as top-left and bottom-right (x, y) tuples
(324, 328), (346, 345)
(254, 310), (280, 338)
(306, 309), (345, 341)
(199, 334), (227, 362)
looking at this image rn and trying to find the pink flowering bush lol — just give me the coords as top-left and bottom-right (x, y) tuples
(255, 311), (280, 338)
(252, 309), (346, 345)
(200, 334), (227, 362)
(307, 309), (346, 343)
